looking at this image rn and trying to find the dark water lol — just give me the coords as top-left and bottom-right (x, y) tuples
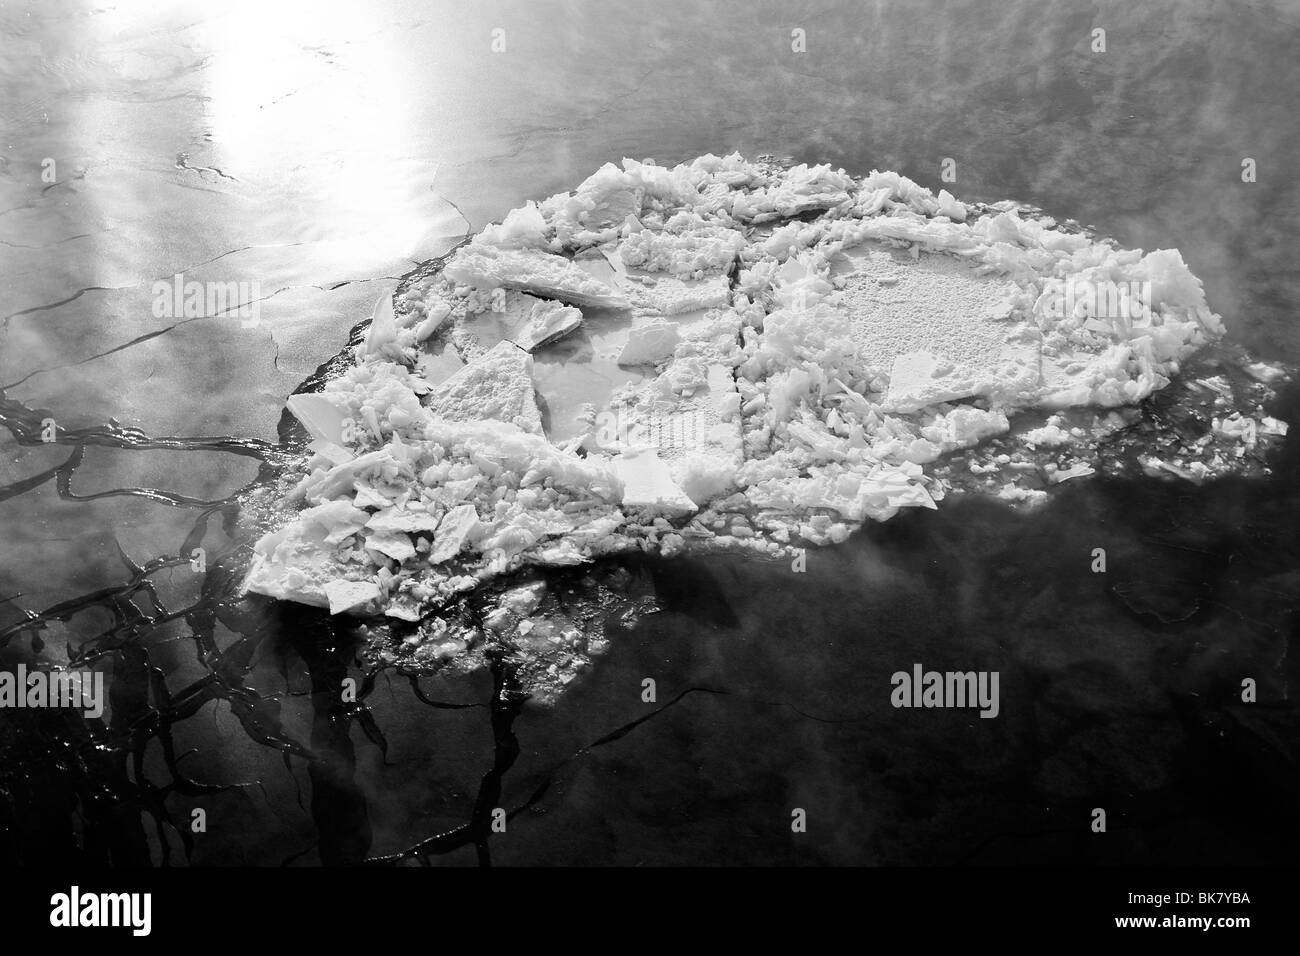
(1, 0), (1299, 865)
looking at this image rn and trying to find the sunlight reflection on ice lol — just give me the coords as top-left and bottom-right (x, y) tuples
(94, 0), (456, 265)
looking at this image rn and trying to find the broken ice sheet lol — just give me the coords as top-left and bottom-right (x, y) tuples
(240, 153), (1290, 678)
(617, 319), (680, 366)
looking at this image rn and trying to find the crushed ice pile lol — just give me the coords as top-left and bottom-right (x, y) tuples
(241, 154), (1290, 622)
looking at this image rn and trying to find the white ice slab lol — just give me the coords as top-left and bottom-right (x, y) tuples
(613, 447), (698, 514)
(427, 339), (543, 434)
(445, 245), (629, 310)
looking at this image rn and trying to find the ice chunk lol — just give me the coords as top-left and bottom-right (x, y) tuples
(475, 201), (552, 250)
(301, 499), (369, 545)
(309, 440), (355, 465)
(366, 505), (442, 533)
(884, 351), (982, 412)
(241, 548), (332, 607)
(351, 483), (391, 509)
(1049, 462), (1095, 483)
(1136, 248), (1210, 313)
(1244, 361), (1287, 383)
(613, 262), (731, 315)
(1260, 416), (1289, 437)
(455, 290), (583, 354)
(428, 503), (481, 564)
(618, 320), (680, 366)
(941, 406), (1010, 447)
(574, 251), (620, 285)
(427, 340), (543, 434)
(506, 297), (583, 351)
(445, 245), (629, 309)
(935, 189), (967, 220)
(287, 393), (349, 444)
(292, 448), (404, 504)
(546, 162), (646, 236)
(617, 221), (745, 275)
(363, 530), (417, 562)
(672, 450), (737, 504)
(613, 448), (697, 514)
(322, 579), (382, 615)
(364, 294), (397, 356)
(415, 300), (452, 342)
(1021, 421), (1072, 447)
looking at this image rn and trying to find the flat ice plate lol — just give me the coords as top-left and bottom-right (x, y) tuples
(832, 243), (1040, 408)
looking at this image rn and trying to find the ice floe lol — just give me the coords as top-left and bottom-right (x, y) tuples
(242, 153), (1289, 620)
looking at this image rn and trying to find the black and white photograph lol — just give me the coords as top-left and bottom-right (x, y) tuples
(0, 0), (1295, 934)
